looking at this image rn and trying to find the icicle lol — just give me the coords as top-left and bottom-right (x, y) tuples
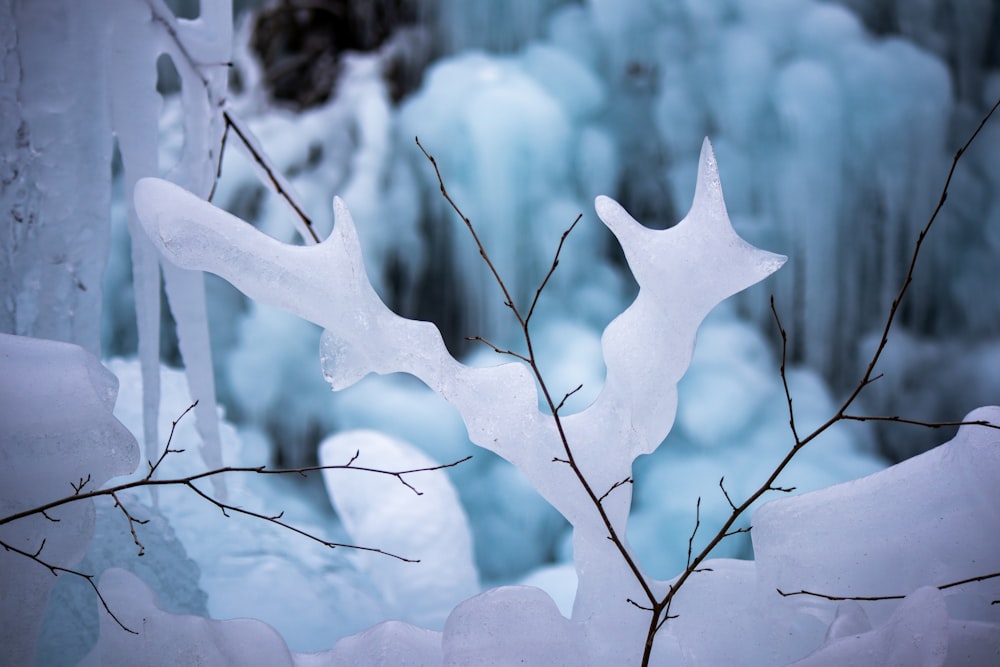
(155, 0), (234, 493)
(107, 0), (234, 489)
(109, 0), (169, 460)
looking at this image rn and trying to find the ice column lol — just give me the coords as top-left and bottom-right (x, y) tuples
(0, 0), (113, 354)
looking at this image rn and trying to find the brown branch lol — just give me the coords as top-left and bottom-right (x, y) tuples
(554, 384), (584, 415)
(147, 400), (196, 480)
(842, 414), (1000, 430)
(777, 570), (1000, 602)
(206, 119), (230, 202)
(180, 479), (418, 561)
(151, 0), (321, 245)
(598, 477), (633, 504)
(771, 298), (800, 444)
(526, 214), (582, 326)
(647, 97), (1000, 663)
(111, 492), (150, 557)
(420, 96), (1000, 665)
(222, 110), (322, 244)
(0, 454), (472, 529)
(686, 497), (701, 570)
(417, 139), (660, 615)
(465, 336), (531, 363)
(71, 474), (92, 495)
(1, 538), (138, 634)
(416, 137), (523, 319)
(0, 397), (471, 633)
(718, 477), (736, 512)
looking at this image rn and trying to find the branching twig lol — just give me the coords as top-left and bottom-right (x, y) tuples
(465, 335), (531, 363)
(1, 400), (472, 633)
(71, 475), (92, 495)
(554, 384), (584, 415)
(648, 96), (1000, 663)
(417, 137), (663, 632)
(419, 96), (1000, 666)
(150, 0), (321, 245)
(0, 454), (472, 530)
(598, 477), (633, 504)
(686, 497), (701, 570)
(111, 492), (150, 557)
(220, 110), (321, 244)
(526, 214), (582, 326)
(0, 538), (138, 634)
(147, 400), (196, 479)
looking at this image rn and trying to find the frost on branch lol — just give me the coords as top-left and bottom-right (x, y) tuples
(136, 138), (784, 662)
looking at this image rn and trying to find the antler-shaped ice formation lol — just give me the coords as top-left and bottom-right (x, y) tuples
(135, 138), (784, 663)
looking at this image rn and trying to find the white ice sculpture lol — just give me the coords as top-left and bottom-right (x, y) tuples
(135, 138), (784, 662)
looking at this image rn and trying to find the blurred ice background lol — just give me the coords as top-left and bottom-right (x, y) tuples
(8, 0), (997, 660)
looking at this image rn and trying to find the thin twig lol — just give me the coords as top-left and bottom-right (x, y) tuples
(151, 0), (321, 244)
(0, 538), (138, 634)
(417, 139), (660, 616)
(686, 497), (701, 570)
(206, 120), (230, 202)
(147, 401), (196, 479)
(111, 492), (150, 557)
(465, 336), (530, 363)
(554, 384), (584, 415)
(71, 475), (92, 495)
(526, 214), (582, 326)
(416, 137), (521, 319)
(777, 570), (1000, 602)
(0, 455), (473, 529)
(719, 477), (736, 512)
(842, 414), (1000, 430)
(222, 110), (321, 244)
(648, 97), (1000, 663)
(597, 477), (633, 504)
(180, 480), (418, 561)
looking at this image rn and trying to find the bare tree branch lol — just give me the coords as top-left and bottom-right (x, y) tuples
(842, 414), (1000, 430)
(648, 96), (1000, 664)
(777, 570), (1000, 602)
(0, 538), (138, 634)
(554, 384), (584, 415)
(465, 335), (531, 363)
(526, 214), (582, 326)
(416, 138), (661, 615)
(416, 93), (1000, 666)
(598, 477), (633, 504)
(1, 400), (472, 634)
(221, 110), (322, 244)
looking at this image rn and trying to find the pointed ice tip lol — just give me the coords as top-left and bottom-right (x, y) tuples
(767, 251), (789, 274)
(330, 195), (357, 241)
(594, 194), (616, 216)
(698, 137), (719, 181)
(594, 195), (639, 233)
